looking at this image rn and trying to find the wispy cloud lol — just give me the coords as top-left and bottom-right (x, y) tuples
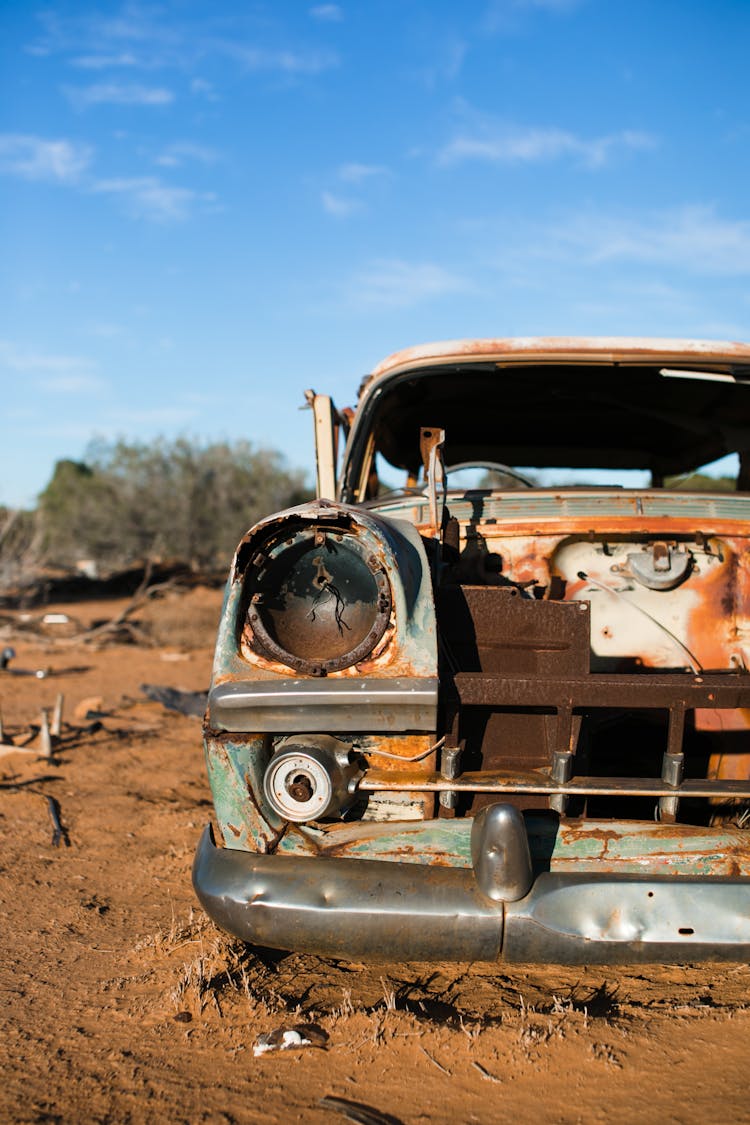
(91, 176), (215, 221)
(348, 259), (472, 308)
(34, 7), (338, 75)
(39, 374), (106, 394)
(416, 35), (468, 89)
(309, 4), (344, 21)
(338, 162), (389, 183)
(0, 134), (92, 182)
(64, 82), (175, 109)
(322, 191), (362, 217)
(483, 0), (585, 32)
(321, 163), (390, 216)
(70, 52), (138, 69)
(0, 340), (98, 377)
(439, 124), (656, 168)
(155, 142), (218, 168)
(190, 77), (218, 100)
(31, 7), (182, 68)
(226, 44), (339, 75)
(538, 206), (750, 275)
(113, 404), (202, 427)
(512, 0), (583, 9)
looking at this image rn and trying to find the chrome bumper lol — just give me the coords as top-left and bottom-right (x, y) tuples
(193, 814), (750, 963)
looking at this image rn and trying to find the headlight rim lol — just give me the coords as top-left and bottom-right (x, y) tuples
(246, 522), (393, 676)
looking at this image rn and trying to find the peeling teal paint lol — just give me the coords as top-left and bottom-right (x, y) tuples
(204, 733), (283, 852)
(274, 815), (750, 878)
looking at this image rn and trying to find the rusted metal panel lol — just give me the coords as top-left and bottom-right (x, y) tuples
(204, 731), (297, 854)
(292, 814), (750, 878)
(453, 670), (750, 708)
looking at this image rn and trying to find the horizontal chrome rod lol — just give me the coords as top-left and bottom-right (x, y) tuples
(359, 769), (750, 798)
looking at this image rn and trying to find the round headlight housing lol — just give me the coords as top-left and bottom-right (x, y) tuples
(247, 525), (392, 675)
(263, 738), (361, 822)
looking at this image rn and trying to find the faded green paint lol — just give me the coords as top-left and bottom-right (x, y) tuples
(203, 732), (750, 877)
(271, 815), (750, 878)
(204, 732), (287, 852)
(210, 502), (438, 691)
(203, 736), (750, 876)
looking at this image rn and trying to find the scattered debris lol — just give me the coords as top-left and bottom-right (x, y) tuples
(67, 562), (178, 646)
(140, 684), (208, 718)
(39, 708), (53, 760)
(253, 1024), (328, 1057)
(472, 1060), (502, 1083)
(74, 697), (105, 721)
(46, 795), (70, 848)
(50, 693), (64, 738)
(419, 1045), (451, 1075)
(0, 646), (48, 678)
(318, 1096), (404, 1125)
(0, 743), (35, 761)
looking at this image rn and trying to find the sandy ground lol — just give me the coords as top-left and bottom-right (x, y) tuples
(1, 586), (750, 1125)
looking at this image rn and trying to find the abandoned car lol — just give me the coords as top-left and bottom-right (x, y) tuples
(193, 337), (750, 962)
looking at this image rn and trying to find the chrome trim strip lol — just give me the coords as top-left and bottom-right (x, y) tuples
(209, 677), (438, 733)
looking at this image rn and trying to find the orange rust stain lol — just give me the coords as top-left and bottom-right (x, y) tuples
(418, 516), (750, 540)
(365, 337), (750, 391)
(708, 751), (750, 781)
(358, 733), (437, 774)
(698, 708), (750, 732)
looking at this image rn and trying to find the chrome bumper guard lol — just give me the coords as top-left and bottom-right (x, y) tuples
(193, 804), (750, 963)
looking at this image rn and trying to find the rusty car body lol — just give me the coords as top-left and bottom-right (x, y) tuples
(194, 337), (750, 962)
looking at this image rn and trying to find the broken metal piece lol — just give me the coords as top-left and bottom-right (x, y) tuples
(46, 795), (70, 848)
(0, 646), (47, 678)
(141, 684), (208, 718)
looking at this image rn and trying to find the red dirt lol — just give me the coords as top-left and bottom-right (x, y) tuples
(1, 587), (749, 1124)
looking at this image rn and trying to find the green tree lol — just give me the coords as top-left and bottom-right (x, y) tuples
(38, 438), (310, 570)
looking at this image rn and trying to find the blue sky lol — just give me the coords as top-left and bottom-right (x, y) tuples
(2, 0), (750, 507)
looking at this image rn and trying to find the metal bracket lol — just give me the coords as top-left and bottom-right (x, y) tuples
(659, 703), (686, 822)
(439, 743), (462, 810)
(420, 426), (446, 537)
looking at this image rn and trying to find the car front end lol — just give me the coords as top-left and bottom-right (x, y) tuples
(194, 337), (750, 962)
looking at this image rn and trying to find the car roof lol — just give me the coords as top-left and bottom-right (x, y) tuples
(360, 336), (750, 399)
(344, 336), (750, 480)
